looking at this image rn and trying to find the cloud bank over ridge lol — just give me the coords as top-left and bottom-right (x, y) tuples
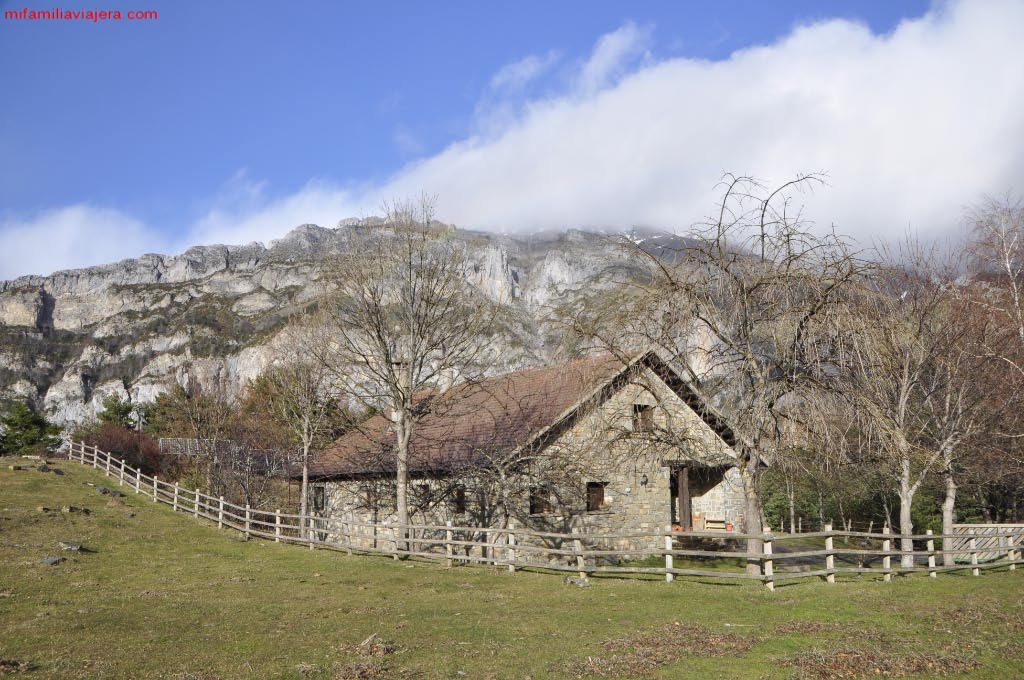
(3, 0), (1023, 279)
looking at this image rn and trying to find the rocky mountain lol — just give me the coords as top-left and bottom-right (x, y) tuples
(0, 221), (635, 428)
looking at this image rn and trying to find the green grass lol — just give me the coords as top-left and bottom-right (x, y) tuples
(2, 456), (1023, 679)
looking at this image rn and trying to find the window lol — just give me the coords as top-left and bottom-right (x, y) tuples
(632, 404), (654, 432)
(413, 483), (432, 509)
(529, 486), (554, 515)
(450, 485), (467, 514)
(586, 482), (608, 512)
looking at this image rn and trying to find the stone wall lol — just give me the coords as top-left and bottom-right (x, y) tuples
(316, 365), (746, 560)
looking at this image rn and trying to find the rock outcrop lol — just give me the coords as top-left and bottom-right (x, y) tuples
(0, 221), (623, 427)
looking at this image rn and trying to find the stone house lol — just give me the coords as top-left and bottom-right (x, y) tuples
(307, 351), (745, 554)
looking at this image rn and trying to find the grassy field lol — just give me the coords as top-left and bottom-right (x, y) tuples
(1, 456), (1023, 679)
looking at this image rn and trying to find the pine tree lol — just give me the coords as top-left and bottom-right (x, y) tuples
(97, 394), (134, 429)
(0, 400), (62, 454)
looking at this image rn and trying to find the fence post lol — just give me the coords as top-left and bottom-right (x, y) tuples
(882, 526), (892, 582)
(218, 496), (225, 529)
(763, 528), (775, 592)
(1009, 533), (1018, 572)
(386, 523), (398, 560)
(134, 467), (141, 494)
(798, 517), (802, 533)
(926, 529), (937, 578)
(507, 521), (516, 574)
(172, 483), (180, 512)
(193, 489), (200, 518)
(445, 521), (454, 568)
(486, 529), (494, 565)
(244, 504), (252, 540)
(152, 475), (159, 502)
(104, 449), (111, 475)
(119, 458), (126, 486)
(824, 522), (835, 584)
(92, 445), (99, 469)
(573, 537), (586, 580)
(969, 530), (979, 576)
(275, 510), (282, 543)
(664, 528), (674, 584)
(309, 514), (315, 551)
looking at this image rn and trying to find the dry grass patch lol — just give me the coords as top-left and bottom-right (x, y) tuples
(565, 622), (758, 678)
(782, 646), (979, 679)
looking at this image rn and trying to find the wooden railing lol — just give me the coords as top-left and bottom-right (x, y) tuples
(67, 442), (1023, 590)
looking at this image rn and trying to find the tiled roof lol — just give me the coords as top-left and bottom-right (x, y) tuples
(308, 352), (735, 479)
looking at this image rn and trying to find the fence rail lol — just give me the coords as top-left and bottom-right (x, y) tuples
(67, 442), (1024, 590)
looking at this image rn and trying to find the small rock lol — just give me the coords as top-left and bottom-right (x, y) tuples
(8, 464), (31, 471)
(37, 506), (53, 514)
(0, 660), (35, 673)
(41, 556), (64, 566)
(59, 541), (82, 552)
(61, 506), (91, 515)
(52, 469), (64, 476)
(38, 465), (52, 473)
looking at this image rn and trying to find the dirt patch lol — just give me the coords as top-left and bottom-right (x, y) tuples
(565, 622), (758, 678)
(936, 606), (1024, 632)
(344, 633), (398, 658)
(332, 661), (389, 680)
(782, 646), (979, 678)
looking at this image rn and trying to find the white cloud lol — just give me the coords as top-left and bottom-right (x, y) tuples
(186, 177), (361, 249)
(0, 205), (167, 280)
(372, 1), (1024, 243)
(4, 0), (1024, 280)
(575, 21), (651, 96)
(489, 50), (561, 92)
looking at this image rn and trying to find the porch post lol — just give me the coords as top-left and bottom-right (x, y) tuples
(677, 466), (692, 532)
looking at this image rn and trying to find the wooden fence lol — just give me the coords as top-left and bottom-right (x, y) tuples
(68, 442), (1023, 590)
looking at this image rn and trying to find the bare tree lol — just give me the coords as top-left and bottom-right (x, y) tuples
(968, 196), (1024, 358)
(159, 378), (236, 496)
(958, 197), (1024, 524)
(839, 240), (997, 567)
(311, 197), (495, 546)
(567, 175), (862, 573)
(250, 327), (341, 537)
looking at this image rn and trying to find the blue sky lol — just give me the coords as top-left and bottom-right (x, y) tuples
(3, 0), (1022, 279)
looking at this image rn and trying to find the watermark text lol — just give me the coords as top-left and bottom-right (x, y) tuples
(5, 7), (158, 22)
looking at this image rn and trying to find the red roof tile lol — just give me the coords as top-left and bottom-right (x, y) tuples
(308, 352), (736, 479)
(309, 355), (629, 478)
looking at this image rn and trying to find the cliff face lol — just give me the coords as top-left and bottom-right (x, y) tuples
(0, 222), (623, 427)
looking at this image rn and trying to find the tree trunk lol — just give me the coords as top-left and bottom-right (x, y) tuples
(394, 409), (411, 553)
(739, 450), (764, 575)
(941, 465), (957, 567)
(299, 443), (310, 540)
(898, 459), (916, 569)
(788, 485), (796, 535)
